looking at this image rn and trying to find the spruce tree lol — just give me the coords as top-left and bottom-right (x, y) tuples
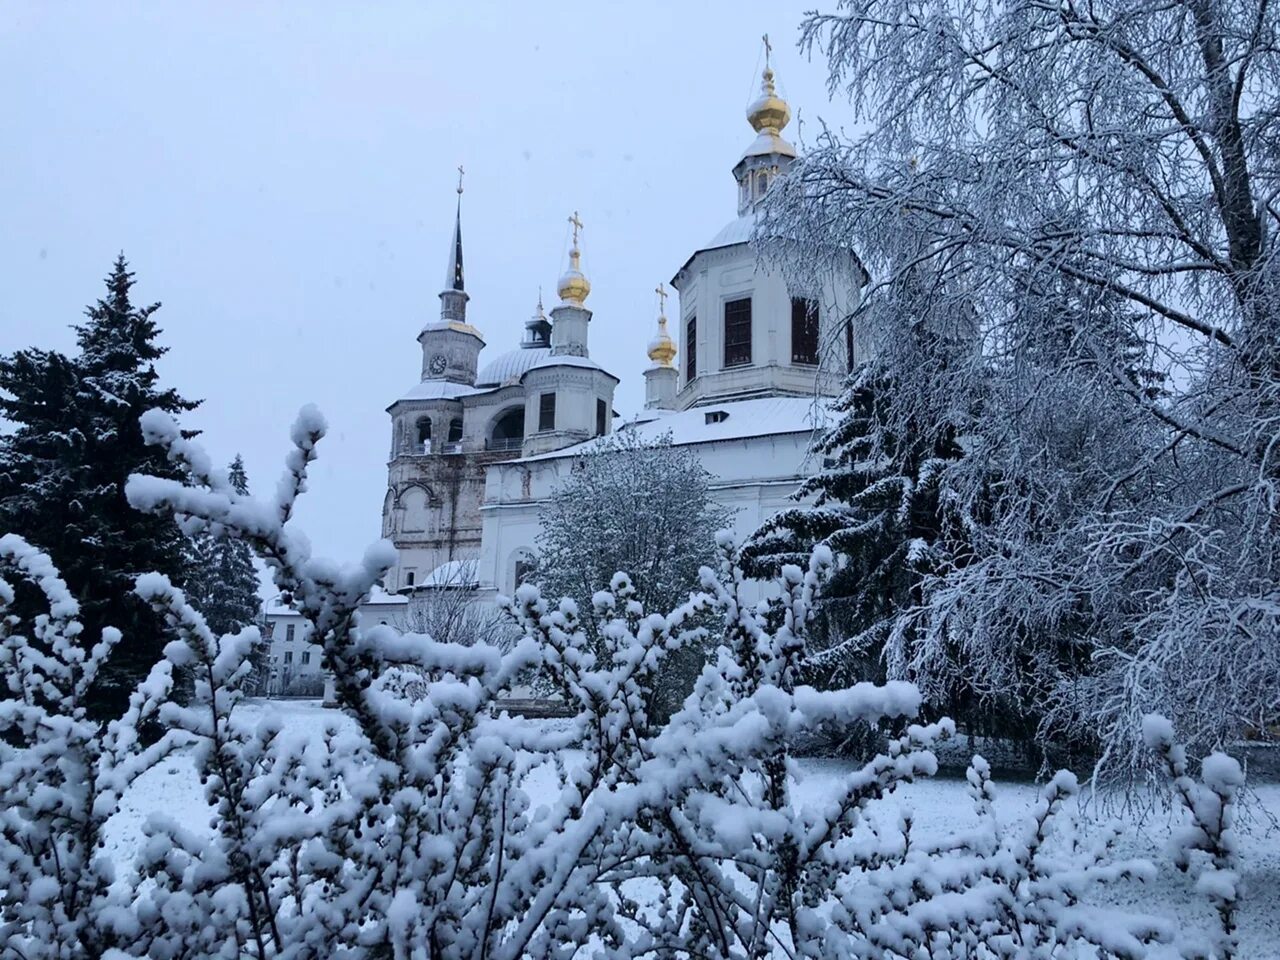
(185, 455), (261, 637)
(741, 363), (966, 693)
(0, 255), (199, 717)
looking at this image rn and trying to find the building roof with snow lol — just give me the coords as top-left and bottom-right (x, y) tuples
(518, 396), (830, 463)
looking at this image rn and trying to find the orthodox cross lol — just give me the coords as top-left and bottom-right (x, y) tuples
(568, 210), (583, 248)
(457, 165), (465, 195)
(763, 33), (772, 69)
(655, 282), (668, 316)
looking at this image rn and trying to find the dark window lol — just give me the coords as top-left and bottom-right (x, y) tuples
(284, 651), (293, 664)
(415, 417), (431, 452)
(514, 556), (535, 589)
(538, 392), (556, 431)
(285, 623), (295, 643)
(596, 398), (607, 436)
(685, 314), (697, 383)
(489, 407), (525, 451)
(405, 570), (415, 587)
(705, 410), (729, 425)
(301, 651), (311, 665)
(791, 298), (819, 365)
(724, 298), (752, 367)
(447, 418), (463, 442)
(844, 316), (855, 372)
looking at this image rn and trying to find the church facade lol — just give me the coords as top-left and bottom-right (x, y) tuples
(383, 55), (864, 601)
(380, 201), (618, 593)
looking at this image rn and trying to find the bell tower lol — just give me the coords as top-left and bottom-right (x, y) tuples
(417, 167), (484, 385)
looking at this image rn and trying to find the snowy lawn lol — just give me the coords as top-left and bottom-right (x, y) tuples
(106, 699), (1280, 957)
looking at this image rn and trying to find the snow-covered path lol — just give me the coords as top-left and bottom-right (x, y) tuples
(105, 699), (1280, 957)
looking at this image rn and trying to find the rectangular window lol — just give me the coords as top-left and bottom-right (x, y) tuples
(791, 297), (819, 365)
(301, 650), (311, 665)
(844, 316), (855, 372)
(723, 298), (752, 368)
(685, 314), (697, 383)
(285, 623), (295, 643)
(284, 651), (293, 664)
(596, 398), (607, 436)
(538, 392), (556, 431)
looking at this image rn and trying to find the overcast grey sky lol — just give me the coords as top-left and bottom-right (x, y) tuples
(0, 2), (845, 564)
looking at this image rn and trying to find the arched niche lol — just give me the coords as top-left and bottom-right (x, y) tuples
(488, 406), (525, 451)
(399, 484), (434, 533)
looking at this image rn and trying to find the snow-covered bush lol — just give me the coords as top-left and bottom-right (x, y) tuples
(0, 405), (1247, 958)
(1145, 715), (1244, 960)
(0, 534), (175, 959)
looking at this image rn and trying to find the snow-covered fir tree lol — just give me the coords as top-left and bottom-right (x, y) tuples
(0, 255), (198, 717)
(183, 455), (259, 638)
(740, 351), (981, 717)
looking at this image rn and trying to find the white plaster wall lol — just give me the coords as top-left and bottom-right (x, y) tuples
(673, 242), (860, 410)
(477, 431), (815, 593)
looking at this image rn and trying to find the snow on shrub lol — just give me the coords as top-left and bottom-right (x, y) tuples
(0, 534), (175, 958)
(0, 407), (1251, 958)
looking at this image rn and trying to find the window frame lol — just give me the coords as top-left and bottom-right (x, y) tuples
(595, 398), (607, 436)
(723, 297), (753, 369)
(538, 392), (557, 432)
(790, 297), (819, 366)
(685, 313), (697, 383)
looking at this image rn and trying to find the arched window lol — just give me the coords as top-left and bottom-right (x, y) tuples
(510, 549), (537, 593)
(400, 486), (430, 533)
(756, 171), (768, 197)
(448, 418), (463, 443)
(488, 406), (525, 452)
(415, 416), (432, 454)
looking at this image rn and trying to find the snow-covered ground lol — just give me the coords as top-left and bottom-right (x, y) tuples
(106, 699), (1280, 957)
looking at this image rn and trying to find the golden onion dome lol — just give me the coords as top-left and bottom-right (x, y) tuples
(557, 247), (591, 305)
(557, 210), (591, 305)
(647, 315), (677, 367)
(747, 65), (791, 135)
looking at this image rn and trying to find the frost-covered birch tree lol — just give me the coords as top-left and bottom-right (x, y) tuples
(759, 0), (1280, 774)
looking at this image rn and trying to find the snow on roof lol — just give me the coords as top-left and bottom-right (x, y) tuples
(265, 584), (407, 617)
(366, 585), (409, 605)
(703, 214), (757, 252)
(739, 131), (797, 162)
(476, 347), (551, 387)
(393, 379), (489, 404)
(523, 354), (619, 380)
(420, 559), (480, 588)
(517, 396), (831, 463)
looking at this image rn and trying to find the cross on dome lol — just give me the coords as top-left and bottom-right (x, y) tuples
(647, 281), (677, 368)
(557, 210), (591, 305)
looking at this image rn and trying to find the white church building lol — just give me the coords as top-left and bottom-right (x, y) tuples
(380, 55), (865, 604)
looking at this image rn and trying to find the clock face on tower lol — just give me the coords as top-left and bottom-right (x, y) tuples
(428, 354), (447, 376)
